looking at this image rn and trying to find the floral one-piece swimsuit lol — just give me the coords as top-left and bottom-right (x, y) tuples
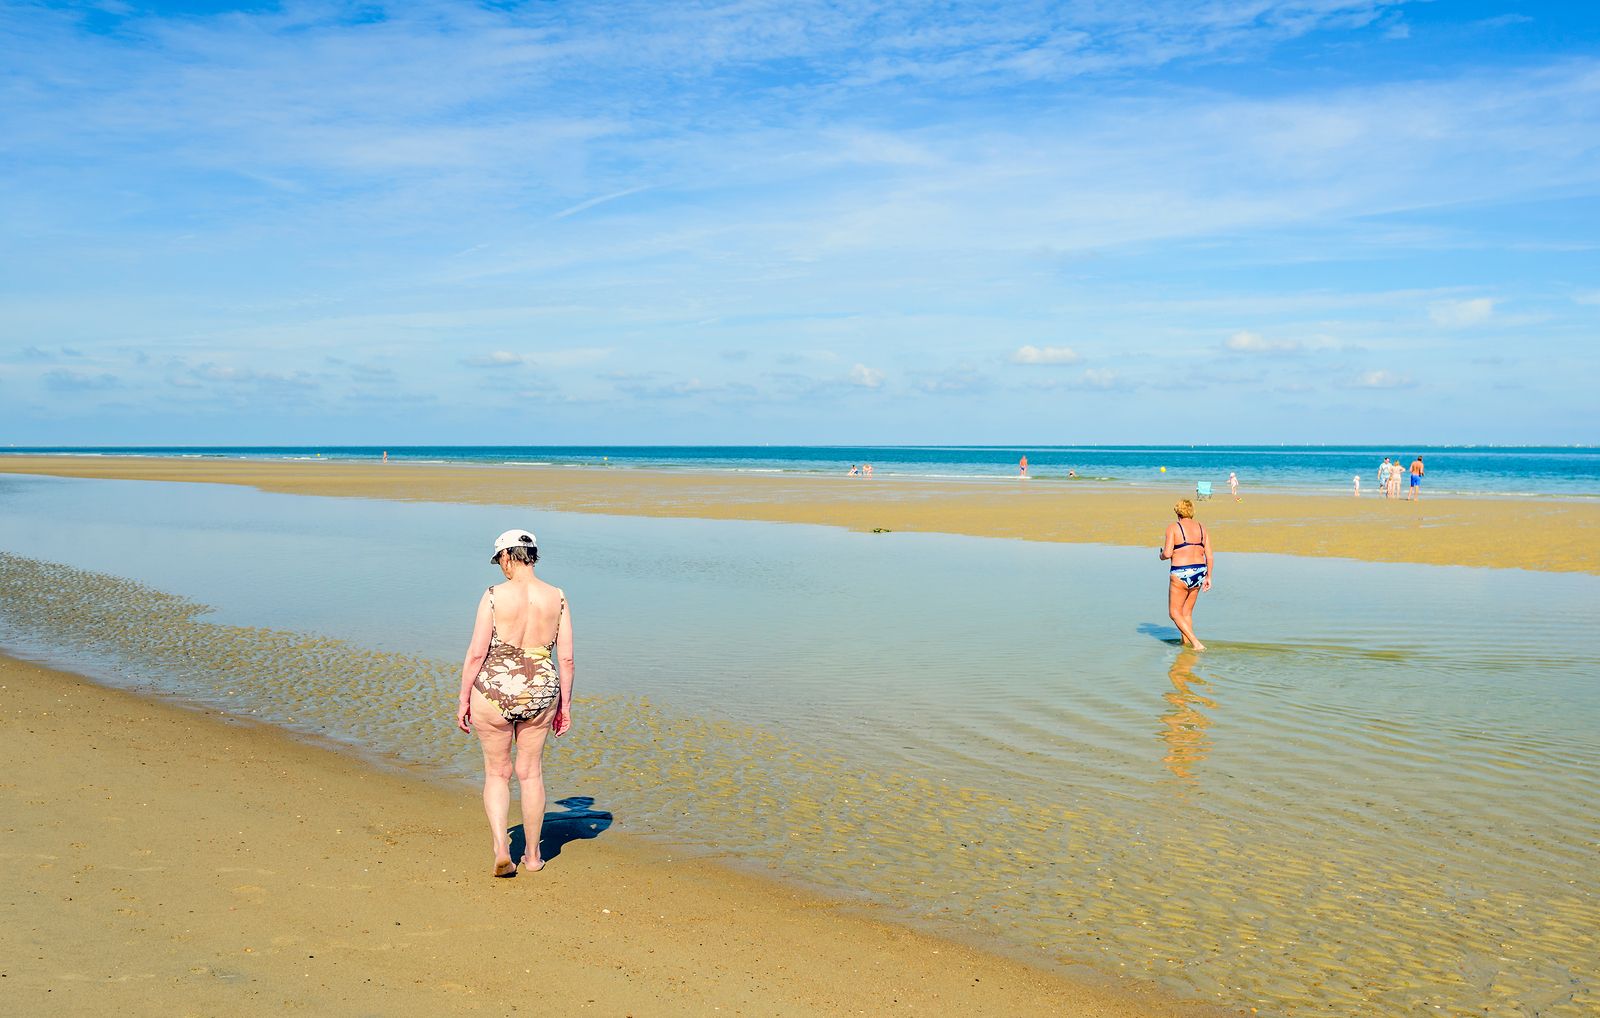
(473, 586), (562, 723)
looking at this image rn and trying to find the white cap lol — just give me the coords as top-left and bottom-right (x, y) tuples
(491, 528), (537, 562)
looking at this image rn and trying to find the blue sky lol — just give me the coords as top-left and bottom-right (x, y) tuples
(2, 0), (1597, 445)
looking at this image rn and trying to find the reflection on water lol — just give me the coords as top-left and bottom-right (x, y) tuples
(2, 475), (1599, 1018)
(1160, 650), (1216, 788)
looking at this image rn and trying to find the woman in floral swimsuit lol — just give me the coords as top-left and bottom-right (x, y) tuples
(456, 529), (575, 877)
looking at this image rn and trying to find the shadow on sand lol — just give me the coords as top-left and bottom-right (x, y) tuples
(1137, 621), (1186, 646)
(508, 796), (614, 864)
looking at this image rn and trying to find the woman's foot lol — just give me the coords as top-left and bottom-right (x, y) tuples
(493, 856), (517, 878)
(519, 854), (545, 873)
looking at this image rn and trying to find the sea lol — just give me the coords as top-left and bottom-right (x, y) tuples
(1, 469), (1597, 1017)
(8, 444), (1600, 497)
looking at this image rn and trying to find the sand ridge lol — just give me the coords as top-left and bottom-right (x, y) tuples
(1, 454), (1596, 574)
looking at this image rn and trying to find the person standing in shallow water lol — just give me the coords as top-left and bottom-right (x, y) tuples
(457, 529), (574, 878)
(1159, 499), (1213, 651)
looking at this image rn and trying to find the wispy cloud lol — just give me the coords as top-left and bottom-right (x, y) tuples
(461, 351), (526, 368)
(849, 363), (885, 388)
(43, 369), (121, 391)
(1350, 370), (1415, 389)
(1028, 368), (1126, 391)
(1429, 297), (1495, 327)
(1011, 344), (1080, 365)
(611, 372), (757, 401)
(912, 366), (988, 394)
(552, 186), (653, 220)
(1224, 331), (1301, 354)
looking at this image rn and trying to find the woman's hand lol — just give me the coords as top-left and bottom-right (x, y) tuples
(1201, 576), (1212, 592)
(553, 705), (572, 737)
(456, 699), (472, 734)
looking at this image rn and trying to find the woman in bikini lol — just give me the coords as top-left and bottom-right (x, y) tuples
(1158, 499), (1213, 651)
(456, 529), (574, 877)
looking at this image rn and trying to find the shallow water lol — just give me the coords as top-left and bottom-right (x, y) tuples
(1, 475), (1596, 1017)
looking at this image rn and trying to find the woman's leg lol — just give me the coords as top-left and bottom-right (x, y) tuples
(1168, 578), (1202, 648)
(513, 716), (553, 871)
(1180, 585), (1205, 651)
(470, 687), (516, 873)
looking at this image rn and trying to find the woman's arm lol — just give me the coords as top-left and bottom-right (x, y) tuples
(1201, 526), (1214, 589)
(456, 591), (493, 732)
(553, 596), (575, 736)
(1158, 522), (1176, 560)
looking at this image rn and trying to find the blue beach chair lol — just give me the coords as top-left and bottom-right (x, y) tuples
(1195, 481), (1213, 500)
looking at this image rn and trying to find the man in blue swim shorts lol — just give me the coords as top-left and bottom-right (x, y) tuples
(1408, 456), (1424, 501)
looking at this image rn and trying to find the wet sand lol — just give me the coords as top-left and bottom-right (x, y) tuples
(0, 654), (1231, 1017)
(2, 455), (1596, 573)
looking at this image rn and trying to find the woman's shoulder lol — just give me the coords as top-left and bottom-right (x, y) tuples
(532, 578), (566, 601)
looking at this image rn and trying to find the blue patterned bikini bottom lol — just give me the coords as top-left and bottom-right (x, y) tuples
(1170, 563), (1208, 590)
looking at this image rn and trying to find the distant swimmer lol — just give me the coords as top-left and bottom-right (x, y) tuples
(382, 450), (388, 463)
(864, 463), (873, 478)
(1019, 454), (1029, 478)
(1159, 498), (1212, 651)
(1228, 471), (1239, 501)
(1408, 456), (1424, 501)
(1067, 469), (1077, 478)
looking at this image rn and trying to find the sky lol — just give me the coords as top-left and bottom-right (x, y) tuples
(2, 0), (1597, 446)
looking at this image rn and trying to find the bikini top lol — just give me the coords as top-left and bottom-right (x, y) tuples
(1172, 521), (1206, 551)
(487, 585), (563, 653)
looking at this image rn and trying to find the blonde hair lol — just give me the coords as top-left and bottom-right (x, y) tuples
(1174, 499), (1195, 519)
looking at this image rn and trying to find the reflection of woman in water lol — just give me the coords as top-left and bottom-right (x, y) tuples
(1159, 498), (1212, 651)
(1160, 650), (1216, 784)
(456, 529), (575, 878)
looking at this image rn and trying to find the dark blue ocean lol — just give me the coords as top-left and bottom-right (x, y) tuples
(10, 444), (1599, 496)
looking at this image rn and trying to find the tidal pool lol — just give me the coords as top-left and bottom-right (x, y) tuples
(1, 474), (1595, 1017)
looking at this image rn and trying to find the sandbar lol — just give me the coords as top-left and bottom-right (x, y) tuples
(0, 653), (1232, 1017)
(1, 454), (1596, 573)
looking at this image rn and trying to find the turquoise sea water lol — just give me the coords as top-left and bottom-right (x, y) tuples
(9, 443), (1600, 496)
(1, 474), (1597, 1017)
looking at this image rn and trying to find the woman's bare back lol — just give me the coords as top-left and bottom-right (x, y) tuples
(490, 578), (565, 650)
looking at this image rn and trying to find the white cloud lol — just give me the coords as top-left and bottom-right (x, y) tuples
(849, 363), (885, 388)
(1224, 330), (1300, 353)
(1428, 297), (1495, 327)
(461, 351), (525, 367)
(1011, 344), (1080, 365)
(1352, 370), (1414, 389)
(1080, 368), (1118, 390)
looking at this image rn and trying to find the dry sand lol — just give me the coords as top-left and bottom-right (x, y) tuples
(2, 454), (1596, 574)
(0, 654), (1233, 1018)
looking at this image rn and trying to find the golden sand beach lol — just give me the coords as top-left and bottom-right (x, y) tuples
(2, 454), (1596, 573)
(0, 653), (1232, 1017)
